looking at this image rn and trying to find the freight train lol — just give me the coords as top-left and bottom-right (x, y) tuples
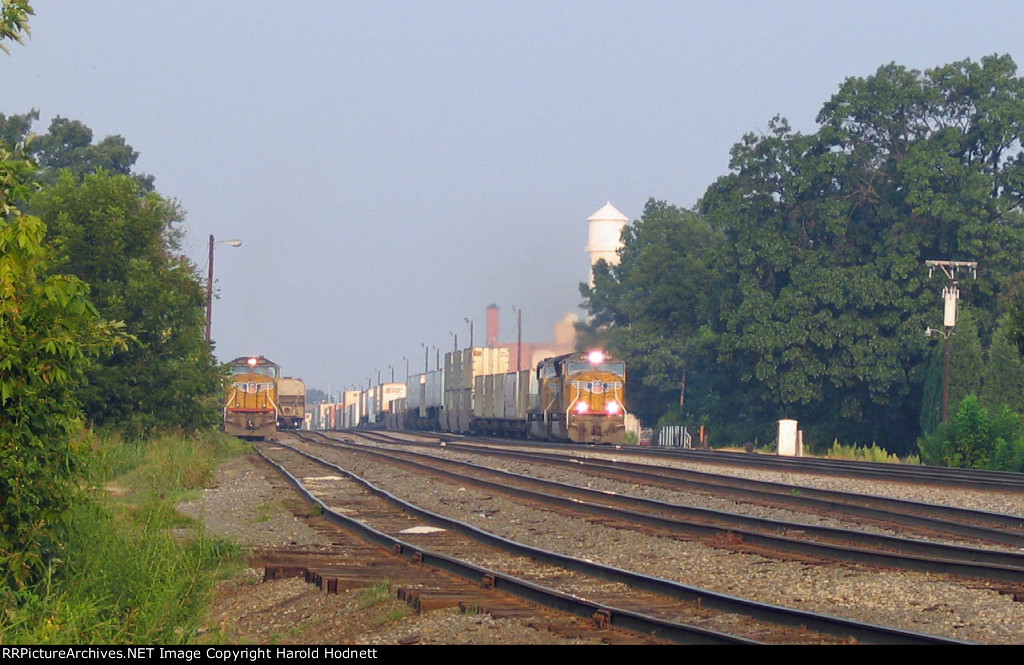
(223, 356), (306, 439)
(277, 377), (307, 430)
(318, 348), (627, 444)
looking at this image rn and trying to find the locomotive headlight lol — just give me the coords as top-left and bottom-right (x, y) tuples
(587, 350), (605, 365)
(575, 401), (590, 414)
(606, 401), (621, 415)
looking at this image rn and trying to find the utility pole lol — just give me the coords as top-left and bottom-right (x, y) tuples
(925, 260), (977, 423)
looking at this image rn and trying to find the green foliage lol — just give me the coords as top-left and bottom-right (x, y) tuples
(0, 431), (243, 644)
(918, 394), (1024, 470)
(0, 0), (32, 55)
(919, 309), (984, 435)
(358, 579), (394, 609)
(825, 441), (917, 465)
(586, 55), (1024, 454)
(980, 315), (1024, 414)
(30, 169), (223, 437)
(0, 140), (121, 591)
(580, 199), (728, 427)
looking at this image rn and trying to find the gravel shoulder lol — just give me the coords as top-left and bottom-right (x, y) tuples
(178, 453), (606, 645)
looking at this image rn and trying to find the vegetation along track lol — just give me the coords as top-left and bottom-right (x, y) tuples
(257, 432), (973, 644)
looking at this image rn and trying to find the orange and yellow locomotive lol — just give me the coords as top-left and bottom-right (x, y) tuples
(224, 356), (280, 439)
(533, 350), (627, 444)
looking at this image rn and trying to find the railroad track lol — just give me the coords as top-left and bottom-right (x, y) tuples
(587, 443), (1024, 492)
(298, 432), (1024, 588)
(357, 431), (1024, 545)
(257, 433), (970, 644)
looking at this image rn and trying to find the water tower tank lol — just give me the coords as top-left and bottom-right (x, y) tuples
(586, 202), (628, 286)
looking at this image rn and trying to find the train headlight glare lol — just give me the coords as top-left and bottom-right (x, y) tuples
(606, 401), (620, 415)
(588, 350), (605, 365)
(575, 401), (590, 414)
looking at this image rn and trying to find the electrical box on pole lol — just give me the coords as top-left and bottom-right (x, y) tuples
(943, 285), (959, 327)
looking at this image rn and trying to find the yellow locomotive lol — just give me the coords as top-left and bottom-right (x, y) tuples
(533, 350), (627, 444)
(224, 356), (280, 439)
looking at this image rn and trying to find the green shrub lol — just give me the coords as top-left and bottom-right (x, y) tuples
(917, 395), (1024, 471)
(0, 430), (245, 644)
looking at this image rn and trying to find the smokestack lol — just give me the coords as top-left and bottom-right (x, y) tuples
(486, 304), (500, 347)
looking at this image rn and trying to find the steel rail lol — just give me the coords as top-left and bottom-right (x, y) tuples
(307, 433), (1024, 584)
(269, 436), (968, 644)
(592, 445), (1024, 491)
(369, 435), (1024, 547)
(255, 442), (754, 645)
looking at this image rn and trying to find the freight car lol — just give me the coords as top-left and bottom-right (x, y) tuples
(277, 377), (306, 430)
(224, 356), (280, 439)
(349, 348), (626, 444)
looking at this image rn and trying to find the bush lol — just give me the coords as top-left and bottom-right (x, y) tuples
(917, 395), (1024, 471)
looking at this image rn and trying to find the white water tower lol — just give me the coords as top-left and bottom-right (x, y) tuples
(586, 201), (628, 287)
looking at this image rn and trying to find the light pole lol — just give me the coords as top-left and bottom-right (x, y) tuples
(464, 317), (474, 348)
(206, 235), (242, 343)
(512, 305), (523, 372)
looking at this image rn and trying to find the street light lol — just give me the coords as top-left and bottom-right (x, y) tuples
(205, 235), (242, 343)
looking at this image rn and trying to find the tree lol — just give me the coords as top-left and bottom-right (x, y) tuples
(0, 200), (119, 589)
(0, 0), (31, 55)
(587, 56), (1024, 453)
(0, 1), (123, 589)
(580, 199), (729, 429)
(980, 315), (1024, 414)
(31, 170), (221, 436)
(0, 112), (154, 191)
(919, 309), (984, 435)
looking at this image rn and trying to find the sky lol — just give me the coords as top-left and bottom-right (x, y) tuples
(5, 1), (1024, 396)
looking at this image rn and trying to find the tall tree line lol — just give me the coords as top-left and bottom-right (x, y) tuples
(0, 110), (222, 436)
(582, 55), (1024, 455)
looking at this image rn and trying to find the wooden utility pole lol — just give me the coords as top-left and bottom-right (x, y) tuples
(925, 260), (977, 422)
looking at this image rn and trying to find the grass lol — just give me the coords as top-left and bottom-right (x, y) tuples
(356, 579), (410, 628)
(0, 429), (249, 644)
(824, 440), (920, 464)
(358, 579), (394, 609)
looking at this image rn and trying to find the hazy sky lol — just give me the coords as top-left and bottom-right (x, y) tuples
(5, 1), (1024, 394)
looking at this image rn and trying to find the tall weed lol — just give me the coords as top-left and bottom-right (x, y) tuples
(826, 440), (919, 465)
(0, 430), (245, 644)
